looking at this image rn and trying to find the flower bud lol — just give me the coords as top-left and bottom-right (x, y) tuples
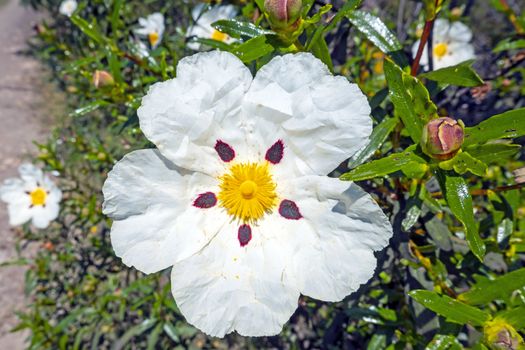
(92, 70), (114, 88)
(421, 117), (464, 160)
(484, 319), (524, 350)
(264, 0), (302, 30)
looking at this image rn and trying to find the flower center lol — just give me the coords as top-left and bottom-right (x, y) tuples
(148, 31), (159, 46)
(218, 163), (277, 223)
(434, 42), (448, 58)
(211, 29), (228, 42)
(30, 187), (47, 206)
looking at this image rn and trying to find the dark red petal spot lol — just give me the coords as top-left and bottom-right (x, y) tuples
(265, 140), (284, 164)
(193, 192), (217, 209)
(238, 224), (252, 247)
(279, 199), (302, 220)
(215, 140), (235, 162)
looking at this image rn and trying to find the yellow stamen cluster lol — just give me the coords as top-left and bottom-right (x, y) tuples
(218, 163), (277, 222)
(30, 187), (47, 206)
(148, 31), (159, 46)
(433, 42), (448, 58)
(211, 29), (228, 42)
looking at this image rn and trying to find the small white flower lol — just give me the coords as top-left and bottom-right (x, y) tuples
(135, 13), (165, 49)
(59, 0), (77, 17)
(186, 4), (237, 50)
(0, 164), (62, 229)
(412, 18), (476, 70)
(103, 51), (393, 337)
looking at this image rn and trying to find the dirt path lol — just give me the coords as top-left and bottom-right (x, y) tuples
(0, 0), (50, 348)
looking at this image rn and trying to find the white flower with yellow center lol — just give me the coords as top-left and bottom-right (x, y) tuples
(412, 18), (476, 70)
(186, 4), (237, 50)
(102, 51), (393, 337)
(135, 13), (165, 49)
(0, 164), (61, 229)
(59, 0), (77, 17)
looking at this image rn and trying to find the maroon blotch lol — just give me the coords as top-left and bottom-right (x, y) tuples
(279, 199), (302, 220)
(265, 140), (284, 164)
(215, 140), (235, 162)
(238, 224), (252, 247)
(193, 192), (217, 209)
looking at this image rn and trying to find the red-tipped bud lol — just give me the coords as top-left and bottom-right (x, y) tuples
(264, 0), (302, 30)
(421, 117), (464, 160)
(92, 70), (114, 88)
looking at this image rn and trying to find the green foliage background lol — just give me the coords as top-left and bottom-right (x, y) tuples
(6, 0), (525, 348)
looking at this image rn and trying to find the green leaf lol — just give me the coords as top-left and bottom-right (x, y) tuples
(162, 322), (179, 343)
(497, 307), (525, 329)
(494, 38), (525, 52)
(463, 108), (525, 146)
(367, 334), (386, 350)
(458, 268), (525, 305)
(384, 59), (437, 143)
(341, 146), (427, 181)
(112, 319), (157, 350)
(425, 335), (462, 350)
(70, 100), (109, 117)
(309, 35), (333, 71)
(189, 37), (231, 51)
(438, 152), (488, 176)
(146, 323), (163, 350)
(232, 35), (274, 62)
(347, 10), (407, 66)
(409, 290), (490, 326)
(420, 60), (484, 87)
(211, 19), (275, 39)
(465, 143), (521, 164)
(348, 116), (398, 168)
(435, 170), (485, 261)
(70, 15), (108, 45)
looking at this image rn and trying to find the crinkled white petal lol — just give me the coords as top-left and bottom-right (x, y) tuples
(59, 0), (77, 17)
(171, 214), (299, 337)
(0, 178), (25, 203)
(103, 149), (226, 274)
(278, 176), (392, 301)
(245, 53), (372, 176)
(31, 202), (60, 229)
(138, 51), (253, 176)
(448, 20), (472, 42)
(6, 202), (32, 226)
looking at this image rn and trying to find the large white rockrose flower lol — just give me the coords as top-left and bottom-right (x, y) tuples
(0, 164), (62, 229)
(102, 51), (393, 337)
(186, 4), (237, 50)
(412, 18), (476, 70)
(135, 13), (165, 49)
(59, 0), (77, 17)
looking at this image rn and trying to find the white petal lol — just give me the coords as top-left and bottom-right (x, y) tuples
(245, 53), (372, 176)
(103, 149), (225, 274)
(7, 203), (32, 226)
(432, 18), (449, 42)
(138, 51), (253, 176)
(280, 176), (392, 301)
(448, 20), (472, 42)
(171, 215), (299, 337)
(31, 203), (59, 229)
(0, 178), (25, 203)
(18, 163), (43, 184)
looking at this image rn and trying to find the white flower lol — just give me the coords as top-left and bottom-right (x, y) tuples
(186, 4), (237, 50)
(0, 164), (62, 229)
(102, 51), (393, 337)
(135, 13), (165, 49)
(59, 0), (77, 17)
(412, 18), (476, 70)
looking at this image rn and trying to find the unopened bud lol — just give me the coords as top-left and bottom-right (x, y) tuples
(513, 167), (525, 184)
(421, 117), (464, 160)
(92, 70), (114, 88)
(484, 319), (524, 350)
(264, 0), (302, 30)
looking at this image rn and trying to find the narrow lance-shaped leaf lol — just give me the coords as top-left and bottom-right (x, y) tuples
(420, 60), (484, 87)
(463, 108), (525, 146)
(458, 268), (525, 305)
(465, 143), (521, 165)
(211, 19), (275, 39)
(435, 169), (485, 261)
(409, 290), (491, 326)
(496, 307), (525, 329)
(384, 58), (437, 143)
(232, 35), (274, 62)
(341, 146), (427, 181)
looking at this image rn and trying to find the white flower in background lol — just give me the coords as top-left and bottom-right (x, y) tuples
(412, 18), (476, 70)
(186, 4), (237, 50)
(0, 164), (61, 229)
(59, 0), (77, 17)
(135, 13), (165, 49)
(103, 51), (393, 337)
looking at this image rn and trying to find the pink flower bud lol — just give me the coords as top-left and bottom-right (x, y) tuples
(421, 117), (464, 160)
(92, 70), (114, 88)
(264, 0), (302, 30)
